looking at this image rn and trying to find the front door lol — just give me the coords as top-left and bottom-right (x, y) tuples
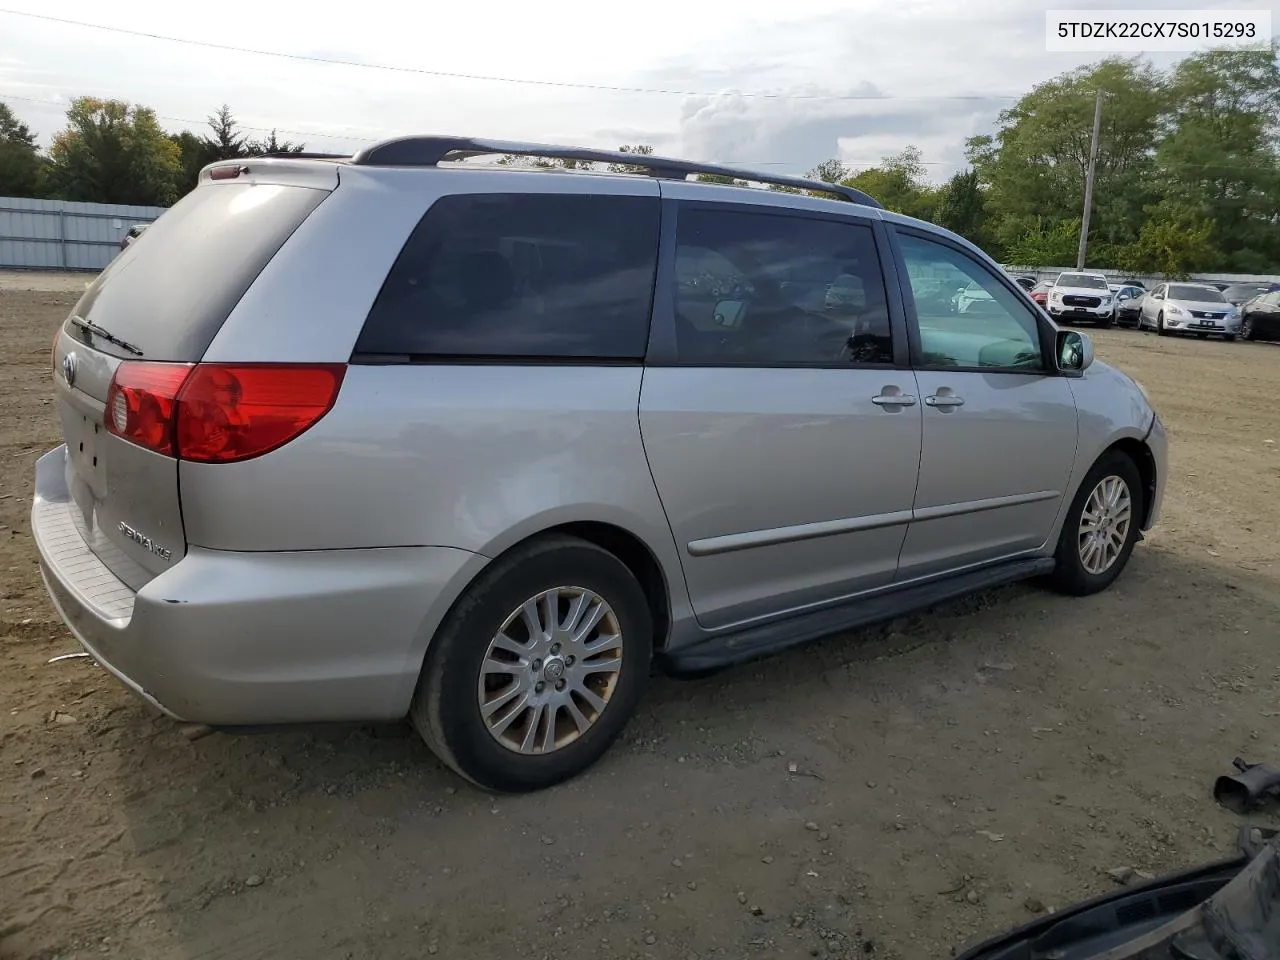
(891, 229), (1079, 579)
(640, 201), (922, 629)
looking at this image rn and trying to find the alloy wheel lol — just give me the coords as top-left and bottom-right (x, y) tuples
(477, 586), (624, 755)
(1078, 475), (1133, 575)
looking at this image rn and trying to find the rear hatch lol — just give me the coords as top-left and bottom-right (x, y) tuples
(51, 172), (333, 589)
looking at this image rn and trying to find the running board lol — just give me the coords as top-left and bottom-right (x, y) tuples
(663, 557), (1056, 675)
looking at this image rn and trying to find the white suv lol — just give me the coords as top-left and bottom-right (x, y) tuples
(1048, 272), (1114, 328)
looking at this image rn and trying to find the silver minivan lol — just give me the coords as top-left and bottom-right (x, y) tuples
(34, 137), (1166, 791)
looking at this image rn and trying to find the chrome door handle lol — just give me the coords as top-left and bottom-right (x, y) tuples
(871, 394), (917, 407)
(925, 395), (965, 408)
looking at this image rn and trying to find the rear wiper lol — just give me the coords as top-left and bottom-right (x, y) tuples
(70, 316), (143, 357)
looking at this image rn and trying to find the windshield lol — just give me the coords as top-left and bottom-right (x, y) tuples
(1222, 284), (1271, 301)
(1056, 274), (1108, 290)
(1169, 284), (1226, 303)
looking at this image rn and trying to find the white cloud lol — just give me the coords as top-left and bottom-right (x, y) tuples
(0, 0), (1238, 181)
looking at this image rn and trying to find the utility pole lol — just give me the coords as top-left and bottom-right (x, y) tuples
(1076, 90), (1104, 270)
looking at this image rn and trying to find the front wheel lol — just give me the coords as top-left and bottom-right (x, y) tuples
(1156, 313), (1167, 336)
(1223, 334), (1237, 342)
(1045, 452), (1144, 596)
(411, 535), (653, 792)
(1242, 316), (1257, 341)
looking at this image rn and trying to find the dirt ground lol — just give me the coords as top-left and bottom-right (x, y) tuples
(2, 271), (1278, 960)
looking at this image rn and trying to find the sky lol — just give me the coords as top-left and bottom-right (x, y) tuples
(0, 0), (1266, 183)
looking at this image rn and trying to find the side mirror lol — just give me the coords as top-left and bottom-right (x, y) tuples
(713, 299), (745, 328)
(1057, 330), (1094, 377)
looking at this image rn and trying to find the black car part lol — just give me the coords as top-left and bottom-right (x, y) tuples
(1214, 757), (1280, 814)
(955, 827), (1279, 960)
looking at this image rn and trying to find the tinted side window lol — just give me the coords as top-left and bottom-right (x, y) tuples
(672, 207), (892, 366)
(898, 233), (1043, 371)
(357, 194), (660, 359)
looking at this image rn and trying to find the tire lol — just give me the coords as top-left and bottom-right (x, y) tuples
(1097, 315), (1113, 329)
(410, 534), (653, 792)
(1156, 313), (1167, 336)
(1222, 334), (1236, 342)
(1242, 316), (1257, 341)
(1045, 452), (1145, 597)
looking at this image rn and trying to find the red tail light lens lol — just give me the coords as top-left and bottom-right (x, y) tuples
(104, 363), (345, 463)
(104, 362), (193, 456)
(176, 364), (346, 463)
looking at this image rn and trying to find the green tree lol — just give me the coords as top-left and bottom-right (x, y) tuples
(1005, 217), (1083, 266)
(843, 146), (938, 219)
(967, 58), (1165, 256)
(807, 158), (850, 184)
(0, 102), (46, 198)
(47, 98), (181, 206)
(694, 173), (747, 185)
(203, 104), (248, 161)
(245, 129), (306, 155)
(168, 129), (213, 196)
(933, 169), (990, 247)
(607, 144), (655, 175)
(1152, 44), (1280, 272)
(1116, 210), (1218, 278)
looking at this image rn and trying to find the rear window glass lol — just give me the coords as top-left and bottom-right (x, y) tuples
(67, 183), (328, 361)
(1169, 284), (1225, 302)
(355, 193), (660, 360)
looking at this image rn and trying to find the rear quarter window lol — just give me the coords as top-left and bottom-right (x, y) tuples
(67, 183), (329, 361)
(355, 193), (660, 360)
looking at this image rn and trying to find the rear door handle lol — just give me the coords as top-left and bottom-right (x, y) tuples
(871, 393), (917, 407)
(925, 395), (965, 408)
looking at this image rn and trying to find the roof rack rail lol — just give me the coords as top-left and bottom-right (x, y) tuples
(350, 136), (881, 208)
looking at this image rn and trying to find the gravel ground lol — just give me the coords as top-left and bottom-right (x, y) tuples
(2, 281), (1278, 960)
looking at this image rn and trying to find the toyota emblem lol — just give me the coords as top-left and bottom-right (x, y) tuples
(61, 351), (77, 388)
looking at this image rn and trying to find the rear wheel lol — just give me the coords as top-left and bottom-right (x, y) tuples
(1045, 452), (1144, 597)
(411, 535), (653, 792)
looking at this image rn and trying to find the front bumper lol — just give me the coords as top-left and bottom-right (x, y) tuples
(31, 446), (485, 725)
(1162, 314), (1240, 334)
(1049, 302), (1112, 322)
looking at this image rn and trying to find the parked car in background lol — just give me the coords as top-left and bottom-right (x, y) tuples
(1029, 279), (1053, 309)
(119, 224), (149, 250)
(1119, 279), (1146, 290)
(1110, 284), (1146, 327)
(1222, 282), (1280, 309)
(1139, 282), (1241, 339)
(34, 136), (1166, 791)
(1012, 275), (1037, 292)
(1047, 272), (1114, 327)
(1240, 290), (1280, 341)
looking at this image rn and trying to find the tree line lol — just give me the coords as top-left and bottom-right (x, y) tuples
(801, 44), (1280, 276)
(0, 99), (304, 207)
(2, 41), (1276, 276)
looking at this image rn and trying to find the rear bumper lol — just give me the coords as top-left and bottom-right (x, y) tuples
(32, 446), (486, 725)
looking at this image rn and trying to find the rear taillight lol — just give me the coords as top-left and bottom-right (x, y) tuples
(105, 362), (193, 456)
(176, 364), (346, 462)
(104, 363), (345, 463)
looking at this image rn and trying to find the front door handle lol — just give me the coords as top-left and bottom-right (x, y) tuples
(925, 394), (965, 408)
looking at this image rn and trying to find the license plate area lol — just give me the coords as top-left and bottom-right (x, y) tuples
(66, 411), (106, 488)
